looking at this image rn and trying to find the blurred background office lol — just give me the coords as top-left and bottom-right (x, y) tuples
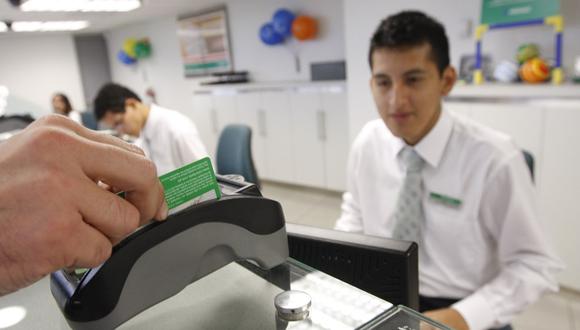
(0, 0), (579, 329)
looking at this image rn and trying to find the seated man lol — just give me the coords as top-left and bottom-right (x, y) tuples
(335, 11), (563, 330)
(94, 83), (208, 175)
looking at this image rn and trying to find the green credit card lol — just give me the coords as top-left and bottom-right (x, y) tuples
(159, 157), (221, 212)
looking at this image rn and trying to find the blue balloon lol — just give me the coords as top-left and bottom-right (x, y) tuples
(272, 8), (295, 37)
(259, 23), (283, 45)
(117, 50), (137, 65)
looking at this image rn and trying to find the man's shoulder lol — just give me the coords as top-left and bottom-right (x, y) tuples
(348, 119), (397, 165)
(449, 112), (520, 160)
(354, 119), (389, 145)
(155, 105), (188, 120)
(154, 106), (195, 130)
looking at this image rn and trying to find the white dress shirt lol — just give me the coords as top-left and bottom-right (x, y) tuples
(335, 109), (563, 330)
(135, 104), (208, 175)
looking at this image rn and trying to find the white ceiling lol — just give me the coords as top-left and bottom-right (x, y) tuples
(0, 0), (220, 34)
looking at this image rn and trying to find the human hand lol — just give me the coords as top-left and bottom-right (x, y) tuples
(0, 115), (168, 295)
(424, 308), (469, 330)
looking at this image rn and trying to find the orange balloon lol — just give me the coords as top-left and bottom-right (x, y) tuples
(292, 15), (317, 41)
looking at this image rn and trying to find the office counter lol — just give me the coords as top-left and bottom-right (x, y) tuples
(0, 258), (448, 329)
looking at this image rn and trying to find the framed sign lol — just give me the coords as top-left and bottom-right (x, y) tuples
(481, 0), (560, 25)
(177, 6), (233, 77)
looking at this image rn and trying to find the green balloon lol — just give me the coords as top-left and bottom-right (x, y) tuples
(134, 42), (151, 59)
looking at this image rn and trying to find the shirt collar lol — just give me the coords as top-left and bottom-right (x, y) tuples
(140, 103), (159, 141)
(389, 108), (453, 168)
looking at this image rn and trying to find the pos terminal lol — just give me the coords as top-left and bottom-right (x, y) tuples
(49, 176), (449, 330)
(51, 176), (288, 330)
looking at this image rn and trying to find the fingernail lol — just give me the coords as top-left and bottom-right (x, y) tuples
(159, 201), (169, 221)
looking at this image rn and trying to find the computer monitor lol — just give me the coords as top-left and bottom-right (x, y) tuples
(286, 223), (419, 310)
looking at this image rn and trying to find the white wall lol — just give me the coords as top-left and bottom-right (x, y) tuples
(0, 34), (85, 119)
(104, 0), (345, 115)
(344, 0), (580, 142)
(229, 1), (345, 82)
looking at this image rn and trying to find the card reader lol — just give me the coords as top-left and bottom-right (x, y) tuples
(50, 177), (289, 330)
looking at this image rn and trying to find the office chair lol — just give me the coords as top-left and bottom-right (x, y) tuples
(216, 124), (260, 188)
(522, 149), (534, 182)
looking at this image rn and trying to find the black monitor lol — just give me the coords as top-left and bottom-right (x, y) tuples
(286, 223), (419, 310)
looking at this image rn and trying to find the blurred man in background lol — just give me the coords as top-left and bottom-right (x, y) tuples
(94, 83), (208, 175)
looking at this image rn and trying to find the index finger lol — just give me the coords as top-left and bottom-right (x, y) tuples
(80, 142), (167, 223)
(34, 115), (168, 222)
(50, 127), (169, 223)
(31, 114), (146, 157)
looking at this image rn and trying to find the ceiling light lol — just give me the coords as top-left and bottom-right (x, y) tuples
(11, 21), (89, 32)
(20, 0), (141, 12)
(0, 22), (8, 32)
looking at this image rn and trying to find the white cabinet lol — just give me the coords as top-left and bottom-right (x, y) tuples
(213, 93), (237, 136)
(288, 85), (349, 190)
(261, 91), (295, 183)
(322, 90), (349, 191)
(538, 102), (580, 291)
(290, 88), (326, 187)
(235, 92), (268, 178)
(190, 92), (217, 160)
(190, 91), (238, 160)
(191, 82), (349, 191)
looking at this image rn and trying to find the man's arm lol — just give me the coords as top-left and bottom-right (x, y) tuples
(0, 115), (168, 295)
(334, 141), (364, 232)
(424, 308), (468, 330)
(451, 151), (563, 330)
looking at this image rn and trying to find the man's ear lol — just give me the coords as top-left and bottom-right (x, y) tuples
(124, 98), (140, 110)
(440, 66), (457, 96)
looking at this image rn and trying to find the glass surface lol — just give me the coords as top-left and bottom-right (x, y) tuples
(361, 305), (452, 330)
(119, 258), (394, 330)
(0, 257), (449, 330)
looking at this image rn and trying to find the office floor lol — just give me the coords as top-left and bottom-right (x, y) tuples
(261, 181), (580, 330)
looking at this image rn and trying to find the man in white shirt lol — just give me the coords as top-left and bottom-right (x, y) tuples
(335, 11), (562, 330)
(94, 83), (208, 175)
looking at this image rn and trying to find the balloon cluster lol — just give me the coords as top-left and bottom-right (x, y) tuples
(516, 44), (550, 83)
(117, 38), (152, 65)
(259, 8), (317, 46)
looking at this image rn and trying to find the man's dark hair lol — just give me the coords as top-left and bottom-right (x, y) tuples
(93, 83), (141, 120)
(368, 11), (450, 75)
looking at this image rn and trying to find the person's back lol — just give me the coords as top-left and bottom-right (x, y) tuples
(94, 83), (208, 175)
(135, 103), (207, 175)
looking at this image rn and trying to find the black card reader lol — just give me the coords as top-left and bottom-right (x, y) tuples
(50, 176), (288, 330)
